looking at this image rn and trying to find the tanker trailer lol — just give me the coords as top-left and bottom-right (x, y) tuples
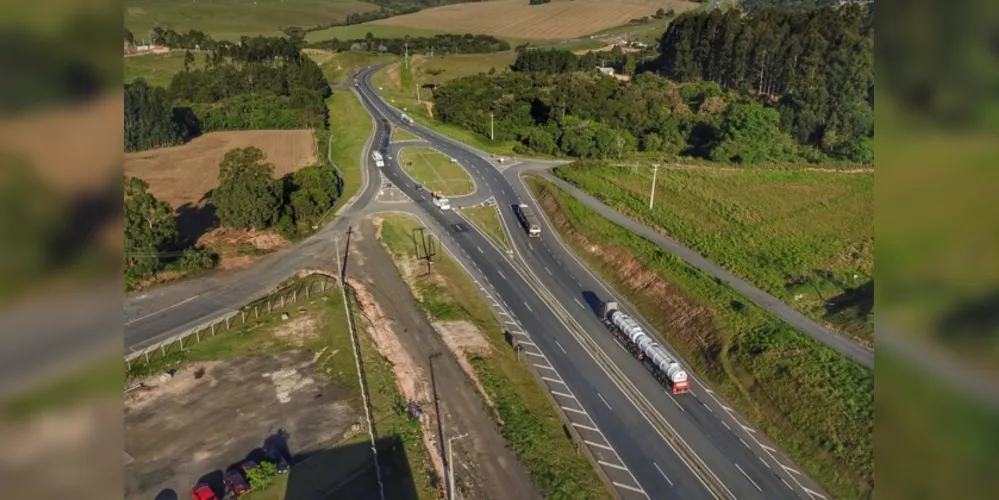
(602, 302), (690, 394)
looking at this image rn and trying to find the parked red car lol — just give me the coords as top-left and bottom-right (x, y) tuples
(190, 484), (218, 500)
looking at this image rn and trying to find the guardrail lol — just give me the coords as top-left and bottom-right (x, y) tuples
(124, 274), (339, 372)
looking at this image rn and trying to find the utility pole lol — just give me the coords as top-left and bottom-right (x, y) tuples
(489, 112), (494, 141)
(448, 433), (469, 500)
(404, 42), (409, 69)
(416, 82), (421, 103)
(649, 163), (660, 210)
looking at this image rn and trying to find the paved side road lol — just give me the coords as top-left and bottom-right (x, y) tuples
(512, 165), (874, 370)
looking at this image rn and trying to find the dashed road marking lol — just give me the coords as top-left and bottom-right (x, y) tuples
(551, 390), (575, 399)
(735, 463), (762, 492)
(477, 246), (484, 253)
(781, 478), (793, 490)
(504, 321), (518, 326)
(781, 464), (802, 476)
(612, 482), (646, 495)
(523, 302), (533, 312)
(759, 456), (771, 469)
(545, 266), (552, 276)
(533, 363), (555, 371)
(739, 438), (751, 449)
(654, 462), (674, 486)
(498, 271), (506, 280)
(722, 421), (731, 431)
(561, 405), (587, 415)
(666, 393), (684, 411)
(574, 298), (585, 309)
(524, 350), (545, 358)
(542, 376), (565, 385)
(585, 440), (614, 452)
(554, 340), (567, 354)
(599, 460), (629, 472)
(597, 392), (612, 410)
(572, 422), (599, 432)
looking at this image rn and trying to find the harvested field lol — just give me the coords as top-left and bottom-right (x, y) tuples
(124, 130), (317, 210)
(372, 0), (698, 40)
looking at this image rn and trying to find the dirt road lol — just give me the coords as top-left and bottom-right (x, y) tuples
(345, 218), (539, 500)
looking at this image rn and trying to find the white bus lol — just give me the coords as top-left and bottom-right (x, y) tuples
(372, 150), (384, 168)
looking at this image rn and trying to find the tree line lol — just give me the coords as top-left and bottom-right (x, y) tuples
(658, 5), (873, 161)
(512, 47), (652, 76)
(125, 147), (339, 289)
(310, 33), (510, 55)
(124, 35), (331, 152)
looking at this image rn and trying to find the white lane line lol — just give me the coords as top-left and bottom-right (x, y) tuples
(735, 463), (763, 492)
(762, 444), (777, 453)
(781, 464), (803, 476)
(528, 242), (533, 250)
(742, 425), (757, 434)
(477, 246), (484, 253)
(599, 460), (629, 472)
(533, 363), (555, 371)
(653, 462), (674, 486)
(803, 486), (828, 500)
(667, 393), (684, 411)
(739, 438), (751, 449)
(554, 340), (567, 354)
(781, 478), (793, 490)
(524, 350), (545, 358)
(497, 270), (506, 280)
(597, 392), (612, 410)
(759, 456), (771, 469)
(722, 421), (731, 431)
(572, 422), (599, 432)
(504, 321), (518, 326)
(612, 482), (646, 494)
(585, 440), (614, 451)
(499, 311), (512, 317)
(573, 298), (585, 309)
(551, 390), (576, 399)
(561, 405), (587, 415)
(542, 376), (565, 385)
(523, 302), (533, 312)
(545, 266), (552, 276)
(722, 405), (734, 412)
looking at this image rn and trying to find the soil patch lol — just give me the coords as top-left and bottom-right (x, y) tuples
(432, 321), (494, 408)
(273, 315), (322, 347)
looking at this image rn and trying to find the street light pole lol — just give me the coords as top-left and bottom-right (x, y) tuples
(649, 163), (660, 210)
(448, 433), (469, 500)
(416, 82), (421, 103)
(490, 112), (494, 141)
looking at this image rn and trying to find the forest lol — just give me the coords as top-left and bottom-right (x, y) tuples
(310, 33), (510, 55)
(124, 36), (330, 152)
(433, 5), (873, 164)
(511, 47), (650, 76)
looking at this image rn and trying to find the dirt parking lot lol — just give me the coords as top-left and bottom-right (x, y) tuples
(124, 352), (360, 499)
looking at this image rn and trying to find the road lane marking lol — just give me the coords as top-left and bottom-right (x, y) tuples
(599, 460), (629, 471)
(533, 363), (554, 371)
(759, 456), (771, 469)
(555, 340), (567, 354)
(742, 425), (757, 434)
(523, 302), (533, 312)
(498, 271), (506, 280)
(585, 440), (614, 451)
(739, 438), (751, 449)
(781, 478), (793, 490)
(528, 242), (533, 250)
(722, 405), (734, 412)
(124, 294), (201, 325)
(653, 462), (674, 486)
(542, 376), (565, 384)
(561, 405), (587, 415)
(781, 464), (802, 476)
(597, 392), (612, 410)
(524, 350), (545, 358)
(574, 298), (585, 309)
(666, 393), (684, 411)
(735, 463), (762, 492)
(477, 246), (484, 253)
(551, 390), (575, 399)
(722, 421), (731, 431)
(762, 444), (776, 453)
(505, 321), (518, 326)
(545, 266), (552, 275)
(612, 482), (646, 494)
(803, 486), (828, 500)
(572, 422), (599, 432)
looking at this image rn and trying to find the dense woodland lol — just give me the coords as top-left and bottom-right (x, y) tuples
(435, 5), (872, 164)
(310, 33), (509, 55)
(125, 36), (330, 152)
(511, 47), (649, 76)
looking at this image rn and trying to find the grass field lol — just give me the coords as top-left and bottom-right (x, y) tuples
(391, 126), (421, 142)
(124, 276), (437, 500)
(124, 51), (196, 87)
(554, 163), (875, 345)
(459, 204), (511, 253)
(378, 214), (610, 500)
(373, 58), (520, 156)
(527, 176), (873, 500)
(321, 91), (373, 215)
(125, 0), (377, 41)
(305, 49), (397, 83)
(398, 146), (474, 196)
(371, 0), (697, 41)
(306, 24), (445, 43)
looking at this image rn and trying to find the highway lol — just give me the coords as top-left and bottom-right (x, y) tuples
(353, 65), (829, 500)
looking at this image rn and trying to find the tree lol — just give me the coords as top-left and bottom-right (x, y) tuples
(709, 101), (792, 164)
(124, 27), (135, 45)
(124, 176), (177, 279)
(213, 147), (282, 229)
(184, 50), (195, 71)
(623, 54), (637, 76)
(124, 79), (187, 152)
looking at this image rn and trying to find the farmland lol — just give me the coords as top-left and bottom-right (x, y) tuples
(125, 0), (377, 40)
(124, 52), (195, 87)
(306, 24), (444, 43)
(552, 163), (875, 344)
(371, 0), (698, 41)
(527, 175), (874, 500)
(398, 146), (474, 196)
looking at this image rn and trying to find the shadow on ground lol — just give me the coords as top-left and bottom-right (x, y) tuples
(285, 435), (420, 500)
(174, 192), (218, 246)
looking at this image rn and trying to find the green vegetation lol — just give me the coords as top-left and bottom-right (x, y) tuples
(398, 147), (474, 196)
(310, 33), (510, 55)
(214, 148), (285, 230)
(391, 126), (421, 142)
(306, 50), (397, 83)
(306, 24), (443, 43)
(124, 0), (377, 40)
(527, 176), (873, 500)
(124, 277), (436, 499)
(124, 52), (193, 87)
(459, 205), (511, 253)
(246, 462), (279, 490)
(322, 90), (374, 213)
(554, 162), (874, 343)
(378, 214), (610, 499)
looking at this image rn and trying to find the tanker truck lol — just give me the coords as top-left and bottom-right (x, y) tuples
(602, 302), (690, 394)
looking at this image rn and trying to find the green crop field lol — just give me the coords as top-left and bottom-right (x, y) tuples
(554, 162), (875, 345)
(124, 52), (195, 87)
(125, 0), (377, 41)
(398, 146), (474, 196)
(527, 175), (873, 500)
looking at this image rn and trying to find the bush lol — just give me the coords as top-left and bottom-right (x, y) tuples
(178, 247), (219, 274)
(245, 461), (277, 490)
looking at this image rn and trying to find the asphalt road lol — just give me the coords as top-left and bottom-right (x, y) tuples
(353, 66), (829, 500)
